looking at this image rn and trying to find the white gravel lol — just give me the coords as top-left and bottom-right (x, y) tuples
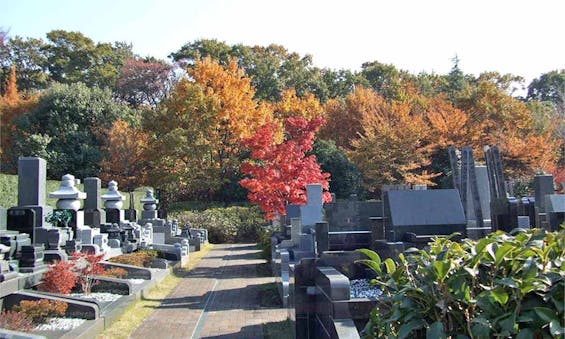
(35, 318), (85, 331)
(350, 279), (382, 299)
(128, 278), (146, 285)
(70, 292), (122, 302)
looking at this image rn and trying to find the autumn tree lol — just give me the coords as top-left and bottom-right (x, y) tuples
(240, 116), (331, 220)
(270, 88), (324, 121)
(456, 76), (561, 177)
(116, 57), (175, 108)
(146, 57), (271, 201)
(170, 40), (328, 101)
(0, 65), (39, 172)
(349, 96), (438, 196)
(320, 86), (388, 150)
(99, 119), (150, 191)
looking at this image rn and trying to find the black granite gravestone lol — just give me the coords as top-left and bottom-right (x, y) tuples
(384, 189), (466, 242)
(6, 208), (36, 240)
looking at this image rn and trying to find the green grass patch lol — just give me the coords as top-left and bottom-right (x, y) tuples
(97, 243), (214, 339)
(263, 319), (293, 339)
(258, 282), (282, 308)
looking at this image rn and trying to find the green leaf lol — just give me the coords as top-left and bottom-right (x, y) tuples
(534, 307), (558, 324)
(498, 313), (517, 333)
(491, 288), (509, 305)
(357, 259), (382, 274)
(486, 243), (496, 261)
(358, 248), (381, 264)
(426, 321), (447, 339)
(497, 277), (518, 289)
(516, 328), (536, 339)
(398, 319), (425, 339)
(495, 243), (513, 265)
(433, 260), (451, 282)
(384, 258), (397, 274)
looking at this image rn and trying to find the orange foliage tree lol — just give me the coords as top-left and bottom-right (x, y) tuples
(456, 77), (561, 176)
(99, 119), (150, 191)
(320, 86), (388, 150)
(240, 116), (331, 220)
(0, 65), (38, 171)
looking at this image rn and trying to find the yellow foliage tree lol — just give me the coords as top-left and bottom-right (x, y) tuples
(349, 95), (438, 195)
(271, 88), (324, 120)
(146, 58), (272, 201)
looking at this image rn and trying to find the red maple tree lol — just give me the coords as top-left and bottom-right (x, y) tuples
(240, 116), (332, 220)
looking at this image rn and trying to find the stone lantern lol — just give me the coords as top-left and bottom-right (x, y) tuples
(101, 180), (125, 223)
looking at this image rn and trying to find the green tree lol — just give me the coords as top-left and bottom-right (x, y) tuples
(0, 35), (50, 93)
(170, 39), (327, 102)
(359, 60), (410, 100)
(14, 82), (137, 178)
(311, 139), (362, 199)
(45, 30), (133, 89)
(527, 69), (565, 113)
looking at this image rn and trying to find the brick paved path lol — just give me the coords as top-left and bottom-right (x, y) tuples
(130, 243), (288, 339)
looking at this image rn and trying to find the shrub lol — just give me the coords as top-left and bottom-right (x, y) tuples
(0, 310), (34, 332)
(108, 249), (158, 267)
(13, 299), (68, 324)
(102, 267), (128, 279)
(71, 252), (106, 295)
(37, 260), (77, 294)
(358, 228), (565, 338)
(257, 225), (278, 260)
(171, 206), (266, 243)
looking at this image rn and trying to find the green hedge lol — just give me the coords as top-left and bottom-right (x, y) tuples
(358, 228), (565, 338)
(171, 206), (267, 243)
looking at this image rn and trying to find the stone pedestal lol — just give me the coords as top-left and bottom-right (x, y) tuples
(19, 245), (47, 273)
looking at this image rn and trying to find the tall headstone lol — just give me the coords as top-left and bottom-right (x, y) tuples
(7, 157), (52, 241)
(124, 191), (137, 222)
(534, 175), (554, 213)
(299, 184), (324, 228)
(83, 177), (104, 227)
(17, 157), (46, 207)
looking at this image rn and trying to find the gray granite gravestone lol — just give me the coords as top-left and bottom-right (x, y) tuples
(535, 175), (554, 213)
(545, 194), (565, 231)
(7, 157), (53, 241)
(84, 177), (105, 227)
(17, 157), (46, 207)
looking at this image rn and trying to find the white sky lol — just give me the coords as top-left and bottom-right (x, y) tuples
(2, 0), (564, 84)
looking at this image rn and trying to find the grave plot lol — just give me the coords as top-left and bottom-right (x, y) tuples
(0, 157), (207, 338)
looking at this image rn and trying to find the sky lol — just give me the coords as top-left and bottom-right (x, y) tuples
(2, 0), (564, 84)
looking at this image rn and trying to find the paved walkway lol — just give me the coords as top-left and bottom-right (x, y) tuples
(130, 244), (288, 339)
